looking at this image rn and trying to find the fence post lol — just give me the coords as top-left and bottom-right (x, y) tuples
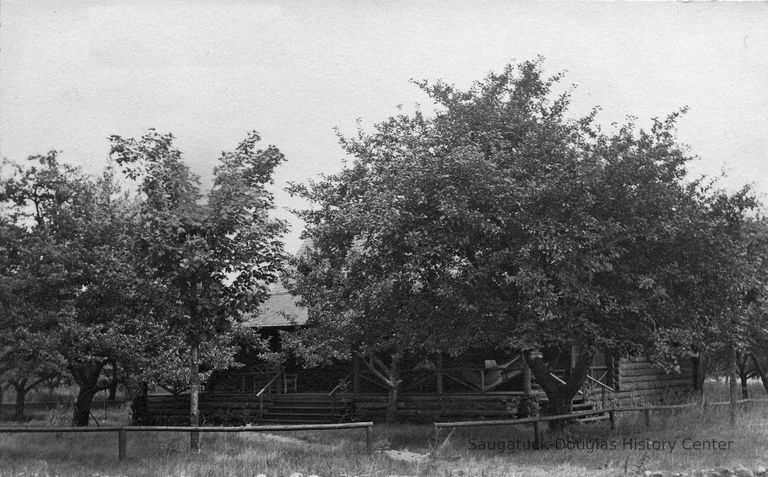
(601, 386), (606, 410)
(644, 409), (650, 428)
(118, 428), (126, 461)
(533, 420), (541, 449)
(729, 348), (737, 429)
(608, 410), (616, 431)
(365, 425), (372, 454)
(433, 425), (440, 455)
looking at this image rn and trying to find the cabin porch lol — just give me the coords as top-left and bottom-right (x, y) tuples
(142, 353), (698, 425)
(143, 391), (605, 425)
(144, 352), (619, 425)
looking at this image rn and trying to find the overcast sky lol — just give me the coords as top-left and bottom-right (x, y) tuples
(2, 1), (767, 253)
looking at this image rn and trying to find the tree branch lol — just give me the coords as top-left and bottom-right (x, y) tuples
(364, 353), (395, 388)
(523, 350), (564, 396)
(23, 377), (49, 394)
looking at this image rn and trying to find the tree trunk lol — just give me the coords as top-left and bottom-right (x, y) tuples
(69, 361), (105, 426)
(729, 347), (737, 428)
(13, 380), (26, 420)
(524, 343), (595, 431)
(522, 352), (532, 396)
(748, 353), (768, 394)
(740, 373), (749, 399)
(385, 359), (399, 424)
(72, 387), (98, 427)
(386, 385), (398, 423)
(363, 352), (401, 424)
(48, 377), (56, 402)
(129, 381), (150, 425)
(693, 355), (706, 394)
(546, 390), (574, 417)
(108, 363), (118, 401)
(435, 353), (443, 395)
(736, 353), (750, 399)
(189, 339), (201, 452)
(352, 354), (360, 394)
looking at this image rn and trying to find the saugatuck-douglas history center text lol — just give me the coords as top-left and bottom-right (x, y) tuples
(467, 438), (735, 453)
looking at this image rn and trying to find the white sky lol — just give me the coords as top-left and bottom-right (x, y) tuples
(2, 1), (767, 253)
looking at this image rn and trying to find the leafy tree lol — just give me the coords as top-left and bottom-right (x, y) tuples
(704, 215), (768, 397)
(0, 220), (64, 419)
(288, 59), (761, 424)
(0, 326), (63, 420)
(740, 218), (768, 396)
(284, 110), (509, 422)
(110, 130), (286, 449)
(0, 153), (155, 425)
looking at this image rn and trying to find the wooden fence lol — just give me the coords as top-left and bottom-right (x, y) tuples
(4, 398), (767, 461)
(0, 421), (374, 461)
(432, 398), (768, 453)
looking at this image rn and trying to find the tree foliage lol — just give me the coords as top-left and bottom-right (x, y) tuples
(110, 130), (287, 447)
(1, 129), (289, 430)
(0, 153), (154, 424)
(287, 59), (762, 420)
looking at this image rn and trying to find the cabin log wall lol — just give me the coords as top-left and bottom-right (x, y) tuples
(599, 357), (697, 406)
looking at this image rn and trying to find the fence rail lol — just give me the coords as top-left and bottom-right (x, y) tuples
(0, 421), (374, 461)
(432, 398), (768, 453)
(5, 398), (768, 461)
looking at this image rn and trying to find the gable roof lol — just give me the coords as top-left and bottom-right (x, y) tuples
(245, 281), (308, 328)
(245, 237), (365, 328)
(244, 239), (313, 328)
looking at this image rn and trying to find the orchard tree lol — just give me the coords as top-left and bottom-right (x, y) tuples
(0, 221), (64, 419)
(739, 217), (768, 396)
(282, 239), (489, 422)
(701, 214), (768, 398)
(284, 110), (511, 422)
(0, 153), (158, 425)
(0, 321), (63, 420)
(110, 130), (286, 450)
(288, 59), (760, 423)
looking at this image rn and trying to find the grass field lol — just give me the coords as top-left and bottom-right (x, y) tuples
(0, 382), (766, 476)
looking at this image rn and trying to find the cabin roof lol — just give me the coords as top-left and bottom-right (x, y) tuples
(246, 238), (367, 328)
(245, 239), (313, 328)
(245, 281), (308, 328)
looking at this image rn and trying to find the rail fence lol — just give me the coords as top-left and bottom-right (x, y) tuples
(3, 398), (767, 461)
(0, 421), (374, 461)
(432, 398), (768, 453)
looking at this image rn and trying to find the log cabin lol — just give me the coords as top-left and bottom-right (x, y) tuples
(143, 243), (701, 425)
